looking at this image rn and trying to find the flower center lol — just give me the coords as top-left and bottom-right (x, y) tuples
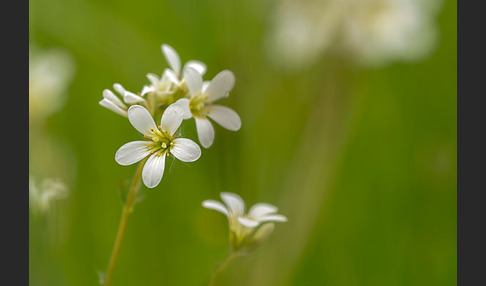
(145, 127), (175, 156)
(189, 93), (210, 118)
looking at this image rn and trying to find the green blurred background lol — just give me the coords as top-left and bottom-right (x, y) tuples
(29, 0), (456, 285)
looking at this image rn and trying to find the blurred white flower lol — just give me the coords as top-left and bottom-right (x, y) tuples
(266, 0), (443, 70)
(202, 192), (287, 251)
(340, 0), (440, 67)
(175, 67), (241, 148)
(115, 104), (201, 188)
(29, 44), (75, 118)
(266, 0), (343, 72)
(29, 176), (69, 216)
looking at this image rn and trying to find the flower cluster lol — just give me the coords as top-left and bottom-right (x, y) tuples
(100, 44), (242, 188)
(266, 0), (443, 70)
(203, 192), (287, 253)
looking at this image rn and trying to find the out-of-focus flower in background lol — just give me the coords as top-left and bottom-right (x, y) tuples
(203, 192), (287, 254)
(29, 175), (69, 217)
(266, 0), (444, 72)
(29, 43), (77, 225)
(29, 43), (76, 119)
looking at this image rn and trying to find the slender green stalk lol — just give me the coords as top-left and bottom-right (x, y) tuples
(103, 159), (146, 286)
(208, 252), (238, 286)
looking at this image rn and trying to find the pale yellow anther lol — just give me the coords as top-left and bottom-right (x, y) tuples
(161, 143), (167, 149)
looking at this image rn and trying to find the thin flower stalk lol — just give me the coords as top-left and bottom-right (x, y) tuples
(103, 158), (146, 286)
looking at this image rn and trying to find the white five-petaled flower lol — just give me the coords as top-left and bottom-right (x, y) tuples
(115, 104), (201, 188)
(175, 67), (241, 148)
(202, 192), (287, 251)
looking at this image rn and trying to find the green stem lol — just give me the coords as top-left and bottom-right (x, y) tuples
(208, 252), (238, 286)
(103, 159), (146, 286)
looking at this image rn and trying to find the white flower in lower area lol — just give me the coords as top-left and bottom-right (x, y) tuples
(202, 192), (287, 252)
(115, 104), (201, 188)
(175, 67), (241, 148)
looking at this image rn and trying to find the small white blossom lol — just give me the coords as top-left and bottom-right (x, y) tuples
(161, 43), (207, 85)
(100, 83), (147, 117)
(202, 192), (287, 251)
(142, 44), (207, 102)
(115, 104), (201, 188)
(175, 67), (241, 148)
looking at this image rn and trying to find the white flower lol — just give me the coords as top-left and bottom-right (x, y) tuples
(340, 0), (441, 67)
(161, 43), (207, 84)
(99, 83), (147, 117)
(266, 0), (443, 70)
(202, 192), (287, 251)
(29, 176), (69, 216)
(175, 67), (241, 148)
(29, 44), (75, 118)
(142, 43), (207, 101)
(115, 104), (201, 188)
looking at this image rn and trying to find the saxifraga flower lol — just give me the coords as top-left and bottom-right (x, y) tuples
(115, 104), (201, 188)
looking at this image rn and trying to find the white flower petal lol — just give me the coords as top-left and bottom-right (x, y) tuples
(202, 200), (229, 217)
(238, 217), (259, 228)
(257, 214), (288, 223)
(183, 67), (203, 97)
(162, 44), (181, 76)
(161, 103), (184, 135)
(202, 81), (210, 92)
(207, 105), (241, 131)
(173, 98), (192, 119)
(183, 60), (207, 76)
(124, 91), (146, 104)
(102, 89), (125, 109)
(248, 203), (278, 220)
(113, 83), (126, 95)
(128, 105), (157, 135)
(146, 73), (160, 86)
(99, 99), (127, 117)
(142, 153), (166, 188)
(220, 192), (245, 216)
(141, 85), (153, 96)
(252, 222), (275, 241)
(170, 138), (201, 162)
(115, 141), (151, 166)
(206, 70), (235, 102)
(162, 68), (180, 85)
(195, 117), (215, 149)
